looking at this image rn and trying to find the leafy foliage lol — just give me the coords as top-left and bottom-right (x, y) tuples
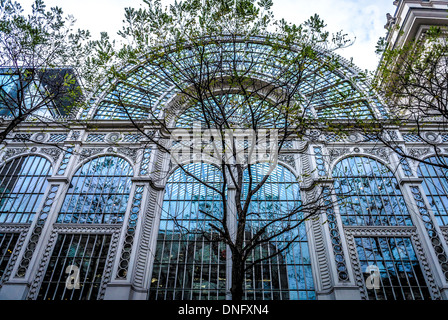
(0, 0), (91, 143)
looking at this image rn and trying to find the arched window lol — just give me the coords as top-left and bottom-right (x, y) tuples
(333, 157), (432, 300)
(150, 163), (225, 300)
(242, 163), (315, 300)
(0, 155), (52, 223)
(90, 40), (384, 121)
(149, 162), (315, 300)
(418, 156), (448, 226)
(36, 233), (113, 300)
(333, 156), (412, 226)
(57, 156), (133, 224)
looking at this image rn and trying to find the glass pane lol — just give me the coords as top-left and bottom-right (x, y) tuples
(57, 156), (133, 224)
(418, 157), (448, 226)
(0, 156), (52, 223)
(37, 233), (112, 300)
(150, 162), (315, 300)
(332, 156), (412, 226)
(355, 236), (431, 300)
(0, 232), (20, 282)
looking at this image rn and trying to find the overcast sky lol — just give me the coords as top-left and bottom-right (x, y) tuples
(18, 0), (397, 71)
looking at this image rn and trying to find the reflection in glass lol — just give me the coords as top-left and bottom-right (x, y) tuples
(333, 156), (412, 226)
(355, 237), (431, 300)
(243, 163), (315, 300)
(37, 233), (112, 300)
(0, 155), (52, 223)
(57, 156), (133, 224)
(149, 162), (315, 300)
(418, 156), (448, 226)
(150, 163), (225, 300)
(0, 73), (19, 117)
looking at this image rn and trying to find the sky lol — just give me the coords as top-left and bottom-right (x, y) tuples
(18, 0), (397, 71)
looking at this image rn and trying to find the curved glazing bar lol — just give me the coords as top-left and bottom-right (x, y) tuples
(88, 37), (385, 122)
(150, 163), (225, 300)
(242, 163), (315, 300)
(418, 156), (448, 226)
(175, 93), (285, 128)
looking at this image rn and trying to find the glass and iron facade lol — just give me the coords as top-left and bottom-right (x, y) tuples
(149, 163), (315, 300)
(1, 18), (448, 300)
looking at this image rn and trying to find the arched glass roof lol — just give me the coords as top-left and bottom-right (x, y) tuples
(175, 93), (284, 128)
(83, 36), (388, 122)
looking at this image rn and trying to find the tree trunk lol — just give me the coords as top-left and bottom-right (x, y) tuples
(230, 251), (245, 300)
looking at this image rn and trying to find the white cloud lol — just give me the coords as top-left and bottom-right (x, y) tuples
(270, 0), (396, 71)
(17, 0), (396, 71)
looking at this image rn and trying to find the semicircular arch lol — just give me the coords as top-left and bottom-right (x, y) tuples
(87, 36), (385, 122)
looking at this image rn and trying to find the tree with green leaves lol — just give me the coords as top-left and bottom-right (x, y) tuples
(87, 0), (362, 300)
(367, 25), (448, 171)
(0, 0), (91, 145)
